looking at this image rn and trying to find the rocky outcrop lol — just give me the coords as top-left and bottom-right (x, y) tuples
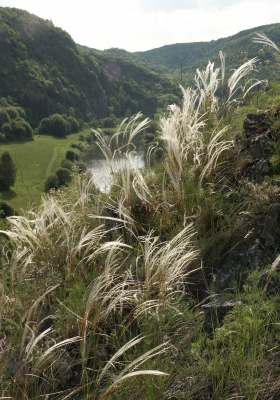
(238, 111), (280, 182)
(213, 110), (280, 290)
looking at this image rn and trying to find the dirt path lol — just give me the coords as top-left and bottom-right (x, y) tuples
(45, 147), (58, 178)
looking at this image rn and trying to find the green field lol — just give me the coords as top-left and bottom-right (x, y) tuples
(0, 131), (89, 211)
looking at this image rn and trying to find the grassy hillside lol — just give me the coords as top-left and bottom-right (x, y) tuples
(0, 131), (88, 210)
(2, 45), (280, 399)
(0, 7), (177, 125)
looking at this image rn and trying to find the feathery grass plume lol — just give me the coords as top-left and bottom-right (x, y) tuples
(195, 52), (264, 113)
(97, 337), (169, 400)
(20, 285), (60, 359)
(35, 335), (81, 371)
(253, 32), (280, 53)
(160, 87), (233, 199)
(199, 125), (233, 184)
(195, 60), (220, 112)
(80, 239), (136, 366)
(1, 195), (110, 279)
(93, 114), (153, 226)
(60, 338), (169, 400)
(160, 87), (205, 198)
(136, 225), (199, 312)
(93, 113), (150, 162)
(73, 172), (98, 210)
(82, 262), (136, 339)
(226, 57), (261, 106)
(160, 50), (264, 199)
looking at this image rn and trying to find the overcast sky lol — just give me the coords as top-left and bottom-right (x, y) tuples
(0, 0), (279, 51)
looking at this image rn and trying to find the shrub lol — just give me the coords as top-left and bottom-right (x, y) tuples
(56, 168), (72, 186)
(0, 109), (11, 127)
(2, 119), (33, 141)
(65, 150), (79, 162)
(0, 201), (14, 218)
(61, 159), (73, 170)
(5, 106), (26, 120)
(70, 142), (84, 151)
(12, 119), (33, 141)
(66, 116), (80, 133)
(75, 161), (87, 173)
(44, 175), (59, 192)
(0, 151), (17, 191)
(38, 114), (69, 137)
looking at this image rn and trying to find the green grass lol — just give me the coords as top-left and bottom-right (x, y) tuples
(0, 130), (89, 211)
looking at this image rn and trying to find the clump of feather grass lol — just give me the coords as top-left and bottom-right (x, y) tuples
(159, 52), (264, 203)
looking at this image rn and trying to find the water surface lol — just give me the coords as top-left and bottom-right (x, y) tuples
(88, 153), (144, 192)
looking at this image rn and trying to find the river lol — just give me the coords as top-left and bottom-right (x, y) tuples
(88, 153), (144, 192)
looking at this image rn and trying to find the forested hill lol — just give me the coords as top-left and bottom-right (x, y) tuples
(2, 7), (280, 126)
(104, 23), (280, 81)
(0, 7), (176, 124)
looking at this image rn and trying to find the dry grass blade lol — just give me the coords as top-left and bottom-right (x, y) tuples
(136, 225), (199, 309)
(98, 337), (169, 400)
(20, 285), (60, 357)
(227, 58), (259, 104)
(199, 126), (233, 183)
(24, 327), (53, 362)
(35, 336), (81, 371)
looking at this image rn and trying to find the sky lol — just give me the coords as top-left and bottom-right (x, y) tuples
(0, 0), (280, 51)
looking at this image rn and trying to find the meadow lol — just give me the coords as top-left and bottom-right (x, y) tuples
(0, 130), (89, 210)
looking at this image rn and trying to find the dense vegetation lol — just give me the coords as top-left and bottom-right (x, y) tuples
(38, 114), (80, 137)
(2, 34), (280, 399)
(105, 23), (280, 83)
(0, 7), (177, 126)
(0, 99), (33, 143)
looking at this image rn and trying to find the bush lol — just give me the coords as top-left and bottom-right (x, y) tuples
(2, 118), (33, 141)
(70, 142), (84, 151)
(0, 151), (17, 191)
(0, 201), (14, 218)
(65, 150), (79, 162)
(44, 175), (59, 192)
(56, 168), (72, 186)
(66, 116), (80, 133)
(5, 106), (26, 120)
(38, 114), (69, 137)
(0, 109), (11, 126)
(61, 159), (73, 170)
(75, 161), (87, 173)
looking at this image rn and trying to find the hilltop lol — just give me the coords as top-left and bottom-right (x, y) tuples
(105, 23), (280, 82)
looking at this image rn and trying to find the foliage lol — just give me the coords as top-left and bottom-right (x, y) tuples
(0, 7), (177, 125)
(2, 32), (280, 400)
(0, 151), (16, 191)
(44, 174), (59, 192)
(38, 113), (69, 137)
(131, 23), (280, 83)
(0, 201), (14, 217)
(66, 149), (79, 161)
(0, 101), (33, 143)
(56, 167), (72, 186)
